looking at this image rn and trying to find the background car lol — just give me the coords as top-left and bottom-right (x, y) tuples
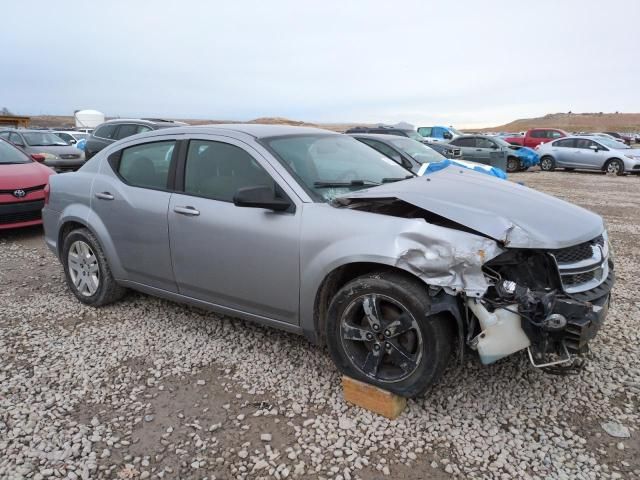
(537, 136), (640, 175)
(0, 129), (85, 172)
(50, 130), (89, 146)
(603, 131), (632, 146)
(0, 138), (54, 229)
(84, 118), (187, 160)
(446, 134), (513, 172)
(504, 128), (567, 148)
(344, 125), (426, 142)
(416, 125), (463, 142)
(421, 141), (462, 159)
(349, 133), (447, 173)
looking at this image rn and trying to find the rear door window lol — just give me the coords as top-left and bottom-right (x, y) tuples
(114, 124), (143, 140)
(554, 139), (575, 148)
(94, 124), (118, 139)
(452, 137), (476, 147)
(116, 141), (176, 190)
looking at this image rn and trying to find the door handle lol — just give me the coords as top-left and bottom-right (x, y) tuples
(174, 206), (200, 216)
(95, 192), (114, 200)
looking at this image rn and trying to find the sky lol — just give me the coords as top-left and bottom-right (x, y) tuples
(1, 0), (639, 128)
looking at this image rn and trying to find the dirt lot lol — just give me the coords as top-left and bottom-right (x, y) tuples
(1, 170), (639, 480)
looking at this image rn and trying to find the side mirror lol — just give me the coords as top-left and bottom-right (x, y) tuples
(589, 145), (599, 151)
(233, 185), (291, 212)
(443, 132), (453, 140)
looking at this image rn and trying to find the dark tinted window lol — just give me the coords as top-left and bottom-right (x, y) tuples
(554, 139), (575, 148)
(548, 130), (564, 139)
(476, 138), (496, 149)
(184, 140), (273, 202)
(114, 124), (143, 140)
(118, 141), (175, 189)
(575, 139), (597, 149)
(530, 130), (545, 138)
(452, 137), (475, 147)
(94, 124), (118, 139)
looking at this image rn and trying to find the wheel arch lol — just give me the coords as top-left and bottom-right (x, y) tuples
(309, 262), (464, 357)
(603, 157), (624, 171)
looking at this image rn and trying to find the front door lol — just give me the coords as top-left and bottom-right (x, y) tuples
(89, 139), (178, 291)
(168, 136), (301, 325)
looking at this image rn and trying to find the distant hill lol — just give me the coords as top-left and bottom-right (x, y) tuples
(25, 115), (355, 132)
(476, 112), (640, 133)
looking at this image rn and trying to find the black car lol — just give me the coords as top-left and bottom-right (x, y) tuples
(349, 133), (447, 174)
(344, 126), (461, 158)
(603, 132), (632, 146)
(84, 118), (187, 160)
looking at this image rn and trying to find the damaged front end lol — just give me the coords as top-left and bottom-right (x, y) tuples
(472, 232), (614, 373)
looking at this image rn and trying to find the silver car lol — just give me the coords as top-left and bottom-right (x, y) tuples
(43, 125), (614, 397)
(0, 129), (85, 172)
(537, 136), (640, 175)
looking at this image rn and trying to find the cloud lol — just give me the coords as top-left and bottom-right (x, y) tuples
(1, 0), (638, 127)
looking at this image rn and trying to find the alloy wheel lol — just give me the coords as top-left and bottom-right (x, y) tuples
(541, 158), (552, 170)
(340, 293), (423, 383)
(68, 240), (100, 296)
(606, 161), (620, 174)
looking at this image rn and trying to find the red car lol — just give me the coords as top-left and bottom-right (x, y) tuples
(0, 139), (55, 230)
(504, 128), (567, 149)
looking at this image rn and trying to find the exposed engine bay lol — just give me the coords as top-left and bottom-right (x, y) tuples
(469, 236), (614, 373)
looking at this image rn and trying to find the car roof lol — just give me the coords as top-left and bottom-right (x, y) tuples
(348, 133), (409, 141)
(101, 118), (188, 126)
(146, 123), (336, 139)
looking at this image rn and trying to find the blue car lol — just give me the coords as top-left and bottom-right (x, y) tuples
(510, 145), (539, 169)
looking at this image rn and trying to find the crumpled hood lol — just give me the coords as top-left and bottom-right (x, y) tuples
(334, 167), (604, 249)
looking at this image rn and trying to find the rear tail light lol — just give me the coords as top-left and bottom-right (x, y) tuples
(44, 183), (50, 206)
(31, 153), (46, 162)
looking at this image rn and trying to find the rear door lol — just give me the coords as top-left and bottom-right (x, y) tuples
(89, 137), (178, 291)
(168, 135), (301, 325)
(474, 137), (497, 165)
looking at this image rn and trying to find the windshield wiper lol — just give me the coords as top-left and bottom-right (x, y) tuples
(313, 179), (381, 188)
(382, 175), (414, 183)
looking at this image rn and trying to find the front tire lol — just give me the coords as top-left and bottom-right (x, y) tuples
(540, 156), (555, 171)
(506, 156), (520, 173)
(62, 228), (126, 306)
(605, 159), (624, 176)
(326, 272), (453, 397)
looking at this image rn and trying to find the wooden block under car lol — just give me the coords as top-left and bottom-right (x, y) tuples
(342, 376), (407, 419)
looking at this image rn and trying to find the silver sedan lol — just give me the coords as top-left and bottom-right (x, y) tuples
(537, 136), (640, 175)
(42, 125), (614, 396)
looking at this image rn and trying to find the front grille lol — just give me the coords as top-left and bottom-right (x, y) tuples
(553, 235), (603, 264)
(563, 270), (596, 285)
(0, 200), (45, 225)
(59, 154), (80, 159)
(451, 148), (461, 157)
(0, 184), (46, 195)
(550, 234), (608, 294)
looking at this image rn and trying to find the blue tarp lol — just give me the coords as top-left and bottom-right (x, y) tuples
(75, 138), (86, 151)
(419, 159), (508, 179)
(512, 146), (539, 168)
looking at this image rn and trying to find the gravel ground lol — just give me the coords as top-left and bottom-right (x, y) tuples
(1, 170), (639, 480)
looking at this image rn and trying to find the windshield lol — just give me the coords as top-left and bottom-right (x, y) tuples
(263, 134), (414, 202)
(388, 137), (445, 163)
(23, 132), (69, 146)
(0, 140), (31, 164)
(594, 137), (629, 149)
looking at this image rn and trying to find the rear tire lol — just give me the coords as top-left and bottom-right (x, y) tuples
(325, 272), (453, 397)
(604, 159), (624, 176)
(62, 228), (126, 306)
(506, 156), (520, 173)
(540, 156), (555, 171)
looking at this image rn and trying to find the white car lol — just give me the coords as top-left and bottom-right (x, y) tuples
(50, 130), (89, 146)
(537, 136), (640, 175)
